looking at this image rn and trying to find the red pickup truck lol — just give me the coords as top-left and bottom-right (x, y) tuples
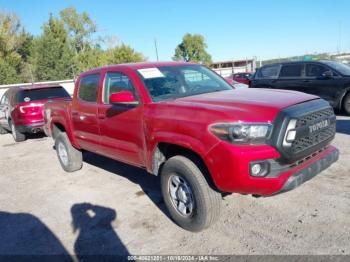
(44, 62), (339, 231)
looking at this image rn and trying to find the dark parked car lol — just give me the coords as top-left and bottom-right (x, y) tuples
(250, 60), (350, 115)
(0, 84), (71, 142)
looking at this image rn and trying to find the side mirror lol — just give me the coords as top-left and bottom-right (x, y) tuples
(109, 91), (138, 104)
(321, 70), (333, 79)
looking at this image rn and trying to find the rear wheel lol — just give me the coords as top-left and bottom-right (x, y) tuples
(10, 121), (26, 142)
(343, 93), (350, 116)
(160, 155), (222, 232)
(55, 132), (83, 172)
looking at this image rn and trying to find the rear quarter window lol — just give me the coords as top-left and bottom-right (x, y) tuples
(18, 87), (70, 103)
(256, 65), (281, 79)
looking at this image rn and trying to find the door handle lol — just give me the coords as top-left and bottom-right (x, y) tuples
(72, 112), (87, 121)
(98, 114), (106, 120)
(302, 80), (310, 83)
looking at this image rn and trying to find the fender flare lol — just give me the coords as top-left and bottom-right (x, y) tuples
(147, 132), (208, 174)
(51, 118), (80, 149)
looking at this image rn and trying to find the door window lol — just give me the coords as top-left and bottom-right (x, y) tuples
(279, 64), (303, 78)
(78, 74), (100, 102)
(306, 64), (329, 77)
(103, 72), (137, 104)
(0, 95), (5, 105)
(0, 93), (8, 105)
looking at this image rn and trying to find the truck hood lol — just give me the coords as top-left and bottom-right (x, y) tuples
(159, 88), (320, 122)
(176, 89), (318, 109)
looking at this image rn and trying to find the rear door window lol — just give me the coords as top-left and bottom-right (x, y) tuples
(78, 74), (101, 102)
(18, 87), (70, 103)
(279, 64), (303, 78)
(257, 64), (281, 79)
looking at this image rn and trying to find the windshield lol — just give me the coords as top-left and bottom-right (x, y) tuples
(137, 65), (232, 102)
(18, 87), (70, 103)
(322, 61), (350, 76)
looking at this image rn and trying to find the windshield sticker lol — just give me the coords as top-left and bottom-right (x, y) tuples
(24, 97), (31, 102)
(138, 68), (165, 79)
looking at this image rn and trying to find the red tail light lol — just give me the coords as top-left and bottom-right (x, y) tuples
(18, 104), (43, 114)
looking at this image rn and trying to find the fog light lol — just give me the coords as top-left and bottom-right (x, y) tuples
(251, 164), (262, 176)
(250, 161), (269, 177)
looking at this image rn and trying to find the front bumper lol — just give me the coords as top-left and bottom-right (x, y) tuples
(277, 148), (339, 194)
(205, 142), (339, 196)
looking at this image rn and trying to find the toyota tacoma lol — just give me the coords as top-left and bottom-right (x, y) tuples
(44, 62), (339, 231)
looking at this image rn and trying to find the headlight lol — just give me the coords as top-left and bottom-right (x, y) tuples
(209, 122), (273, 144)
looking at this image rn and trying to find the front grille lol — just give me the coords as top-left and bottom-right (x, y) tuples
(290, 107), (336, 154)
(270, 99), (336, 163)
(295, 108), (334, 128)
(291, 125), (335, 154)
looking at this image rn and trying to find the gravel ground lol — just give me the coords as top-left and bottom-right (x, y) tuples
(0, 115), (349, 257)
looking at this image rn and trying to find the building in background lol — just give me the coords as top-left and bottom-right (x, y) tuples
(333, 53), (350, 64)
(0, 79), (75, 98)
(211, 58), (256, 77)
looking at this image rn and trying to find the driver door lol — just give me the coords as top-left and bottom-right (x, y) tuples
(304, 63), (340, 106)
(97, 71), (145, 167)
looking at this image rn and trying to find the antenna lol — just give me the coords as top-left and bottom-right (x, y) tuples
(154, 38), (159, 61)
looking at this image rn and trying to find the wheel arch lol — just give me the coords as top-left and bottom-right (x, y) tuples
(52, 121), (80, 149)
(339, 87), (350, 110)
(151, 142), (220, 192)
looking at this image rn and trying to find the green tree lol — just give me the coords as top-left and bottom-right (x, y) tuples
(173, 33), (212, 65)
(105, 44), (145, 64)
(76, 47), (106, 72)
(31, 14), (75, 81)
(0, 11), (33, 84)
(0, 59), (19, 84)
(59, 7), (97, 54)
(1, 8), (147, 83)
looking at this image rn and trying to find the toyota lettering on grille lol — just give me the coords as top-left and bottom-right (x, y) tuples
(309, 119), (330, 134)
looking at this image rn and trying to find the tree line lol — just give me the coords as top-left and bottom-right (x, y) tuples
(0, 7), (212, 85)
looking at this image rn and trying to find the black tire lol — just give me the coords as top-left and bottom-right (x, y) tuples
(9, 121), (26, 142)
(55, 132), (83, 172)
(160, 155), (222, 232)
(343, 93), (350, 116)
(0, 126), (7, 134)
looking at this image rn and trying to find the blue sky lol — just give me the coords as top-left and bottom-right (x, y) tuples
(1, 0), (349, 62)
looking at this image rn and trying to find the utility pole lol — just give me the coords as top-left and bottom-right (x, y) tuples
(154, 38), (159, 61)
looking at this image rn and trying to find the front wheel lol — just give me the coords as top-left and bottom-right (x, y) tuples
(10, 121), (26, 142)
(55, 132), (83, 172)
(161, 155), (222, 232)
(343, 93), (350, 116)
